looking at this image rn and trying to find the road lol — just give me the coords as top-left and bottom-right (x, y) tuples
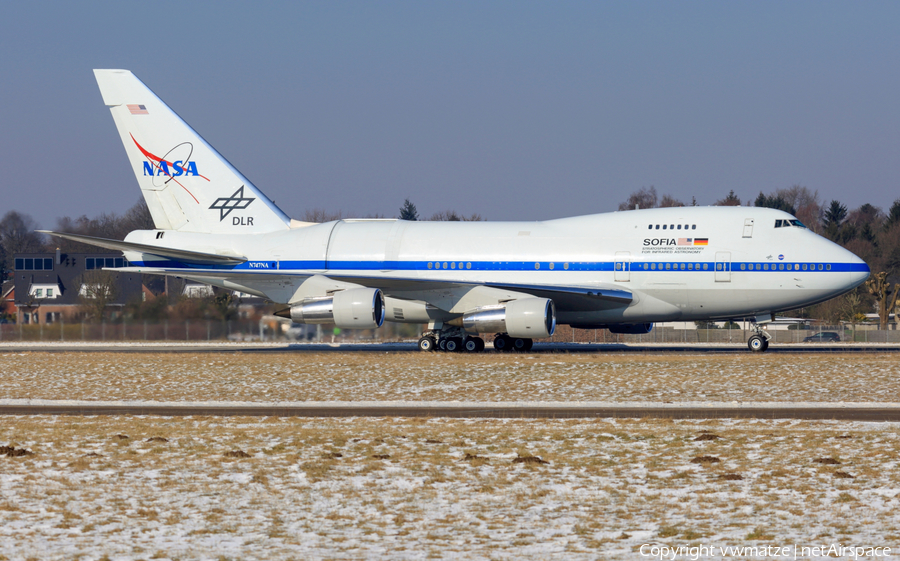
(2, 400), (899, 421)
(0, 342), (898, 353)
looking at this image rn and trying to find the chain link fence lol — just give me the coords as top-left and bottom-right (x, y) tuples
(1, 320), (898, 344)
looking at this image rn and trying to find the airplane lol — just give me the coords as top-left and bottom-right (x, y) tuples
(42, 69), (870, 353)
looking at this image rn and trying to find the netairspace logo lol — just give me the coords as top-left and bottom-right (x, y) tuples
(639, 543), (892, 560)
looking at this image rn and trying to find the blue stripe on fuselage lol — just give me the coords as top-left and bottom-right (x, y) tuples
(123, 259), (870, 274)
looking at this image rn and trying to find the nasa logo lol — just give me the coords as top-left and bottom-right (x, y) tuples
(778, 254), (784, 260)
(142, 160), (199, 177)
(643, 238), (677, 246)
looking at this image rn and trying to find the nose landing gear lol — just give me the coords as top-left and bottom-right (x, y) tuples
(747, 316), (773, 353)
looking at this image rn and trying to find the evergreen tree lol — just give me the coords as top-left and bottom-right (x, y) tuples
(823, 200), (848, 241)
(399, 198), (419, 221)
(754, 192), (796, 215)
(886, 198), (900, 230)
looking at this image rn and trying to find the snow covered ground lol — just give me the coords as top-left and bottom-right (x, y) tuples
(0, 351), (897, 403)
(1, 416), (898, 560)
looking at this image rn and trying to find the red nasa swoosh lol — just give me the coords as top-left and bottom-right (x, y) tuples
(131, 134), (211, 204)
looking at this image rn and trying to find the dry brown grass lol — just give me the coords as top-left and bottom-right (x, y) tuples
(0, 414), (898, 559)
(0, 351), (898, 402)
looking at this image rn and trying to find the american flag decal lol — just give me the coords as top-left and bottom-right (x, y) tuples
(128, 104), (149, 115)
(678, 238), (693, 246)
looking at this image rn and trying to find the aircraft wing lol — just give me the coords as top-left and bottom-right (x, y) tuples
(107, 264), (632, 312)
(39, 231), (247, 266)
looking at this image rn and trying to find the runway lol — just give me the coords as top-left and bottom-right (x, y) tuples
(1, 342), (899, 353)
(3, 399), (899, 421)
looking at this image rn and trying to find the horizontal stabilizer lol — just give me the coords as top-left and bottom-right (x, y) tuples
(38, 231), (247, 265)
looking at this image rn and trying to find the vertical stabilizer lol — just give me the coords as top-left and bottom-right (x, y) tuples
(94, 69), (290, 233)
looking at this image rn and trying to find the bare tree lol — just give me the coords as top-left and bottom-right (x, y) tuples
(715, 190), (742, 206)
(0, 211), (45, 275)
(301, 209), (344, 223)
(865, 271), (899, 330)
(53, 199), (155, 252)
(428, 210), (484, 221)
(77, 270), (119, 322)
(659, 194), (685, 208)
(617, 186), (658, 211)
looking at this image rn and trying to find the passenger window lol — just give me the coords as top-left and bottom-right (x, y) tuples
(802, 264), (807, 271)
(677, 225), (682, 230)
(648, 225), (653, 229)
(688, 263), (693, 270)
(655, 224), (660, 230)
(702, 264), (708, 270)
(692, 225), (696, 230)
(680, 263), (685, 270)
(665, 263), (671, 270)
(740, 264), (746, 270)
(651, 263), (656, 270)
(826, 264), (831, 270)
(818, 264), (823, 270)
(663, 225), (667, 230)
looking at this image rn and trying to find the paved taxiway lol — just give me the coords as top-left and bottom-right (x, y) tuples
(3, 399), (900, 421)
(1, 342), (898, 353)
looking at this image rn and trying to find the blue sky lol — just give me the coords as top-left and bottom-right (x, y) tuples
(1, 1), (898, 227)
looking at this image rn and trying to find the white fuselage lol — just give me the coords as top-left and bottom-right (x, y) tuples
(124, 206), (869, 326)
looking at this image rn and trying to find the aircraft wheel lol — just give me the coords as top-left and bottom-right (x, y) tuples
(445, 337), (462, 352)
(438, 338), (448, 352)
(474, 337), (486, 352)
(523, 338), (534, 352)
(418, 336), (436, 352)
(748, 335), (768, 353)
(512, 337), (531, 352)
(493, 334), (512, 352)
(463, 337), (482, 353)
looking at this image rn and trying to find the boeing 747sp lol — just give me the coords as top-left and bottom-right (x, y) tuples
(42, 70), (870, 353)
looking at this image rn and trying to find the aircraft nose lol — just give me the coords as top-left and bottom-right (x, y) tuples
(845, 250), (870, 289)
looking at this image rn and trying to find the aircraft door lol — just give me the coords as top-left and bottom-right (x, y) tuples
(742, 218), (754, 238)
(614, 251), (630, 282)
(715, 252), (731, 282)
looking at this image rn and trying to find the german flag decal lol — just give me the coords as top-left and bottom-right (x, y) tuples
(694, 238), (709, 246)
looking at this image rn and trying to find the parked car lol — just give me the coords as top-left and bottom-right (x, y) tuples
(803, 332), (841, 343)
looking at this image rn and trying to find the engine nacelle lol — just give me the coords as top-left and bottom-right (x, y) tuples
(607, 322), (653, 335)
(460, 298), (556, 338)
(282, 288), (385, 329)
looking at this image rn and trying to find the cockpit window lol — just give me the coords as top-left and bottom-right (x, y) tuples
(775, 219), (807, 229)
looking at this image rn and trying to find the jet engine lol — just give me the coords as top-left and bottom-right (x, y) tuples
(607, 322), (653, 335)
(277, 288), (385, 329)
(455, 298), (556, 338)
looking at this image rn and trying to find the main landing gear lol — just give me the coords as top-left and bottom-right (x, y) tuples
(418, 326), (485, 353)
(417, 328), (532, 353)
(492, 333), (533, 352)
(747, 318), (773, 353)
